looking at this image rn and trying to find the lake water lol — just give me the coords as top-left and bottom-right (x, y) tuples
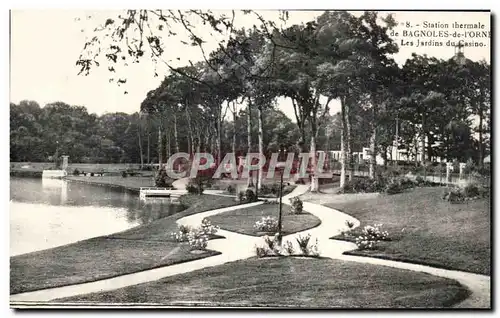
(10, 177), (184, 256)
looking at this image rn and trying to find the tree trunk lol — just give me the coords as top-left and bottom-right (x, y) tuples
(147, 132), (150, 165)
(158, 126), (163, 169)
(196, 130), (201, 153)
(420, 115), (426, 166)
(216, 103), (222, 166)
(173, 114), (180, 153)
(137, 126), (144, 168)
(232, 104), (237, 155)
(479, 107), (484, 167)
(257, 105), (264, 190)
(368, 127), (376, 179)
(345, 98), (353, 181)
(310, 135), (319, 192)
(184, 106), (194, 155)
(166, 128), (171, 159)
(340, 97), (347, 188)
(247, 100), (254, 188)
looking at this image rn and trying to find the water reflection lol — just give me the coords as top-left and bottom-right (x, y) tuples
(10, 177), (185, 256)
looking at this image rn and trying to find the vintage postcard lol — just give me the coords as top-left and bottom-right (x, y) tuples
(9, 9), (491, 309)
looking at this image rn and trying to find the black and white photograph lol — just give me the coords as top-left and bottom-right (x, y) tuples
(8, 8), (491, 309)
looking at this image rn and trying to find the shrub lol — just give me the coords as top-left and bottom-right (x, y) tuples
(245, 188), (257, 202)
(226, 185), (236, 194)
(463, 183), (480, 198)
(155, 168), (170, 187)
(442, 187), (465, 203)
(186, 184), (201, 194)
(254, 216), (279, 233)
(399, 177), (415, 190)
(72, 168), (80, 176)
(415, 175), (424, 186)
(290, 197), (304, 214)
(121, 170), (128, 178)
(90, 172), (94, 177)
(385, 180), (403, 195)
(186, 176), (210, 195)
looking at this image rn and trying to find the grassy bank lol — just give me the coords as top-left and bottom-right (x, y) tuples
(10, 194), (240, 294)
(57, 257), (469, 308)
(208, 203), (321, 237)
(328, 187), (491, 275)
(64, 176), (157, 193)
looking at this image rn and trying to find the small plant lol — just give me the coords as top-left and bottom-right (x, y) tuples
(345, 220), (354, 229)
(121, 170), (128, 178)
(296, 234), (312, 255)
(72, 168), (80, 176)
(290, 197), (304, 214)
(254, 216), (279, 233)
(283, 240), (295, 255)
(90, 172), (94, 177)
(308, 238), (320, 257)
(255, 245), (270, 258)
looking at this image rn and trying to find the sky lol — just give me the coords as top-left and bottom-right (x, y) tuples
(10, 10), (491, 121)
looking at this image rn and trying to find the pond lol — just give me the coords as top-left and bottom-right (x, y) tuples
(10, 177), (184, 256)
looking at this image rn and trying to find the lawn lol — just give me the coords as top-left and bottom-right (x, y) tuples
(64, 176), (156, 191)
(10, 194), (239, 295)
(208, 203), (321, 236)
(328, 187), (491, 275)
(57, 257), (469, 308)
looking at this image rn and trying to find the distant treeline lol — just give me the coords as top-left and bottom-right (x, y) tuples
(10, 100), (356, 164)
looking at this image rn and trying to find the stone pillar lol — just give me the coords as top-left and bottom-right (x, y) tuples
(61, 155), (69, 171)
(446, 162), (454, 183)
(459, 163), (466, 180)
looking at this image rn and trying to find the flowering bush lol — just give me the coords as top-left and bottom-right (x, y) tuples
(170, 219), (219, 250)
(290, 197), (304, 214)
(200, 218), (219, 235)
(254, 216), (279, 233)
(355, 224), (390, 250)
(187, 227), (209, 250)
(170, 224), (193, 242)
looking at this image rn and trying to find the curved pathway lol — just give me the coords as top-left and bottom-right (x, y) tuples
(10, 182), (490, 308)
